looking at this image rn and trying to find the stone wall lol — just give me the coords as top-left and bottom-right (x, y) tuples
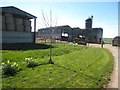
(82, 28), (103, 43)
(1, 31), (34, 43)
(72, 28), (82, 38)
(38, 25), (73, 41)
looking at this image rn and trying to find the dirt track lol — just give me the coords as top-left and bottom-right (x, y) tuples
(89, 44), (118, 88)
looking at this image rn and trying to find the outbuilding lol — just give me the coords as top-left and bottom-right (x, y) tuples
(0, 6), (37, 44)
(38, 25), (73, 42)
(112, 36), (120, 46)
(82, 28), (103, 43)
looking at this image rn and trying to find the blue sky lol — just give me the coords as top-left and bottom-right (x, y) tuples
(1, 1), (118, 38)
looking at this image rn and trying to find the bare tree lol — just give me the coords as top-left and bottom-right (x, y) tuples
(42, 10), (57, 64)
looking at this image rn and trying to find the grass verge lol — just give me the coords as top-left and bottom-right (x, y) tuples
(2, 43), (114, 88)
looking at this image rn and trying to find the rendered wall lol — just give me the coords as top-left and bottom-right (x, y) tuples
(1, 31), (34, 43)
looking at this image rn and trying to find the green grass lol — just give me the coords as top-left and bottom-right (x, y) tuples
(1, 43), (113, 88)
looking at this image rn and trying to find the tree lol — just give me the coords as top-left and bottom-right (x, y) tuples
(42, 10), (57, 64)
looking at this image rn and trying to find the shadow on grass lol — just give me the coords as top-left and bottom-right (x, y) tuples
(2, 43), (53, 50)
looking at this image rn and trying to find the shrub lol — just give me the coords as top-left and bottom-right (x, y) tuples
(25, 57), (38, 68)
(2, 60), (19, 76)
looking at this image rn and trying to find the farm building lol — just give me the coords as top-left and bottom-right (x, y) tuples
(38, 26), (84, 42)
(112, 36), (120, 46)
(72, 27), (83, 38)
(0, 6), (37, 44)
(83, 16), (103, 43)
(82, 28), (103, 43)
(37, 16), (103, 43)
(37, 26), (103, 43)
(37, 25), (73, 42)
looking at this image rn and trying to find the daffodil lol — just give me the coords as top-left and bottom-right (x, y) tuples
(25, 58), (28, 60)
(16, 64), (18, 67)
(7, 60), (10, 63)
(13, 62), (17, 65)
(28, 58), (31, 60)
(2, 62), (5, 65)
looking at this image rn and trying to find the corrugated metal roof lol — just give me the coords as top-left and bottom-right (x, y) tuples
(1, 6), (37, 19)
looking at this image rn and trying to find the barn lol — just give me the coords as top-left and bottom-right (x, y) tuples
(37, 16), (103, 43)
(82, 28), (103, 43)
(72, 27), (82, 38)
(38, 25), (73, 42)
(0, 6), (37, 44)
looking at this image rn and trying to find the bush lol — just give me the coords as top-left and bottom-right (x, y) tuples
(25, 57), (38, 68)
(2, 60), (19, 76)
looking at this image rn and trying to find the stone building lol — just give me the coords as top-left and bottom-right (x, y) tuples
(82, 28), (103, 43)
(112, 36), (120, 46)
(37, 16), (103, 43)
(38, 25), (73, 42)
(37, 25), (103, 43)
(83, 16), (103, 43)
(72, 27), (82, 38)
(0, 6), (37, 43)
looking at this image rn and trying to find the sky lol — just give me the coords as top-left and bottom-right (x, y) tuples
(1, 1), (119, 38)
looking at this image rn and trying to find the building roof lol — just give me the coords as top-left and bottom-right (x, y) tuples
(72, 27), (81, 29)
(114, 36), (120, 39)
(39, 25), (71, 30)
(1, 6), (37, 19)
(85, 18), (92, 21)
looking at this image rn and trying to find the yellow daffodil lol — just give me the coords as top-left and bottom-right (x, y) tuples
(25, 58), (28, 60)
(16, 64), (18, 67)
(13, 62), (17, 65)
(2, 62), (5, 65)
(7, 60), (10, 63)
(28, 58), (31, 60)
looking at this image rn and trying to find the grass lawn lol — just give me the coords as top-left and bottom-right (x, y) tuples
(1, 43), (113, 88)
